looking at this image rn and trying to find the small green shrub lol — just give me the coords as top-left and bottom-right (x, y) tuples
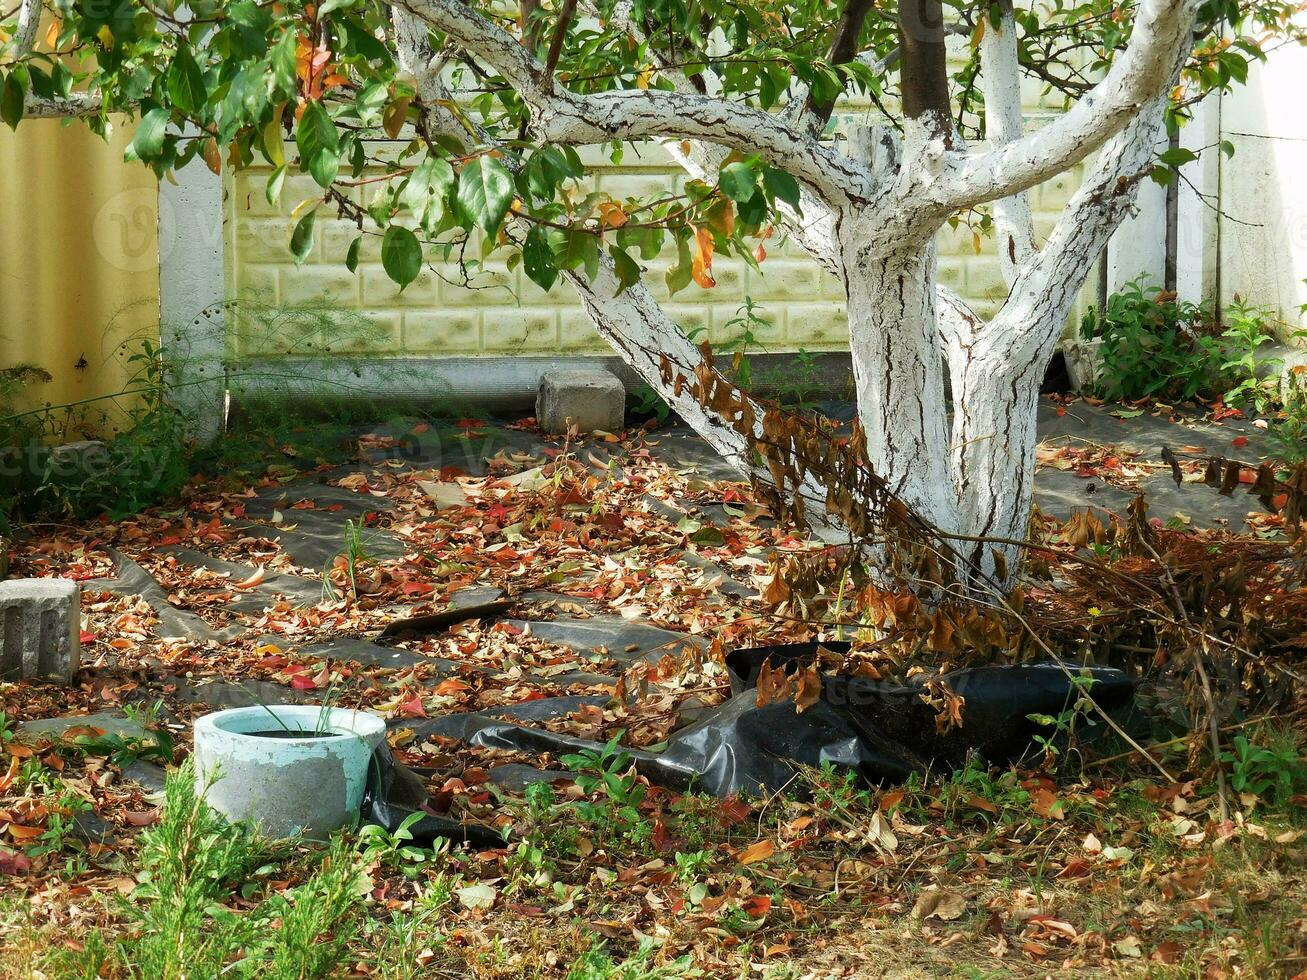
(1082, 278), (1282, 408)
(1220, 730), (1307, 808)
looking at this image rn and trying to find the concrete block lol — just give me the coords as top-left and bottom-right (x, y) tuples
(0, 578), (80, 684)
(536, 369), (626, 434)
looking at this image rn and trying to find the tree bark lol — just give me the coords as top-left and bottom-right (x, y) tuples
(840, 219), (955, 532)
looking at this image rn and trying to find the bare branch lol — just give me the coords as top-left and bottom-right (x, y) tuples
(924, 0), (1196, 212)
(14, 0), (40, 54)
(22, 92), (102, 117)
(978, 0), (1036, 285)
(396, 0), (875, 204)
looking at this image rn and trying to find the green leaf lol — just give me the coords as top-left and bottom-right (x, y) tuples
(269, 29), (298, 97)
(167, 44), (207, 116)
(456, 156), (515, 235)
(556, 230), (600, 279)
(265, 165), (286, 207)
(609, 246), (641, 296)
(290, 208), (317, 265)
(0, 71), (24, 130)
(381, 225), (423, 289)
(1157, 146), (1198, 167)
(128, 107), (170, 161)
(666, 234), (693, 296)
(763, 167), (801, 211)
(522, 225), (558, 292)
(718, 161), (757, 202)
(345, 236), (362, 273)
(296, 100), (339, 188)
(401, 156), (455, 214)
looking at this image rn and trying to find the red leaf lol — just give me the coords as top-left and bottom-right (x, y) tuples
(0, 849), (32, 876)
(400, 581), (434, 596)
(1232, 435), (1249, 448)
(397, 694), (426, 718)
(290, 674), (318, 691)
(79, 630), (97, 645)
(743, 895), (772, 918)
(718, 795), (753, 826)
(123, 807), (161, 827)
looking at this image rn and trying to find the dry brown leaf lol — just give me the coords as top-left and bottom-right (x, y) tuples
(737, 839), (775, 865)
(912, 887), (966, 921)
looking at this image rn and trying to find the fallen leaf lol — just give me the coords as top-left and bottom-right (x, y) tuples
(233, 566), (266, 590)
(912, 888), (966, 921)
(456, 882), (498, 910)
(737, 839), (775, 865)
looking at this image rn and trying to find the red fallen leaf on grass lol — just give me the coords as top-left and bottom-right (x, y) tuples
(290, 673), (318, 691)
(397, 694), (426, 718)
(1057, 858), (1092, 879)
(718, 795), (752, 826)
(123, 807), (161, 827)
(737, 839), (775, 865)
(743, 895), (772, 918)
(400, 581), (434, 596)
(0, 849), (32, 875)
(1232, 435), (1249, 448)
(79, 630), (97, 645)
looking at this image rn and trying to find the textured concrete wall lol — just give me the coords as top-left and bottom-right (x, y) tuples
(1216, 32), (1307, 333)
(224, 79), (1085, 364)
(225, 146), (1083, 361)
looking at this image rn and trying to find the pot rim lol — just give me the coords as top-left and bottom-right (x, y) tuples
(194, 704), (386, 746)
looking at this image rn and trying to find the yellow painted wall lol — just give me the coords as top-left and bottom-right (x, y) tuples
(0, 118), (159, 430)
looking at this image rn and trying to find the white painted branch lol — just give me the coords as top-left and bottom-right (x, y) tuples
(392, 7), (465, 139)
(14, 0), (41, 54)
(21, 92), (101, 116)
(979, 0), (1036, 285)
(397, 0), (873, 204)
(925, 0), (1196, 212)
(591, 0), (842, 274)
(997, 96), (1168, 368)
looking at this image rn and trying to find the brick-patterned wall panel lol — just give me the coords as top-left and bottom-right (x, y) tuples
(226, 125), (1085, 361)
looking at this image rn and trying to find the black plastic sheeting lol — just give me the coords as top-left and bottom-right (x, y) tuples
(363, 644), (1136, 841)
(361, 742), (504, 848)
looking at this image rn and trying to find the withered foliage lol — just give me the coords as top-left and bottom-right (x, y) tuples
(661, 343), (966, 590)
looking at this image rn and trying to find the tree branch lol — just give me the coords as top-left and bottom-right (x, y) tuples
(22, 92), (102, 117)
(924, 0), (1196, 213)
(397, 0), (874, 204)
(803, 0), (875, 127)
(979, 0), (1036, 286)
(13, 0), (40, 54)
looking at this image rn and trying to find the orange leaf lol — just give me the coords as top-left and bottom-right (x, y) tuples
(122, 807), (161, 827)
(691, 226), (716, 288)
(202, 137), (222, 175)
(597, 200), (629, 229)
(737, 839), (775, 865)
(397, 694), (426, 718)
(793, 662), (821, 714)
(5, 824), (44, 840)
(233, 566), (266, 590)
(0, 757), (20, 793)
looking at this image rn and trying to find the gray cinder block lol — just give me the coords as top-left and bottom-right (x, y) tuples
(536, 369), (625, 435)
(0, 578), (81, 684)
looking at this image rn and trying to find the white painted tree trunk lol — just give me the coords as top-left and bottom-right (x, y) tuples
(841, 232), (956, 533)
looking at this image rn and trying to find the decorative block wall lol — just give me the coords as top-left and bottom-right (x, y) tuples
(225, 102), (1085, 362)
